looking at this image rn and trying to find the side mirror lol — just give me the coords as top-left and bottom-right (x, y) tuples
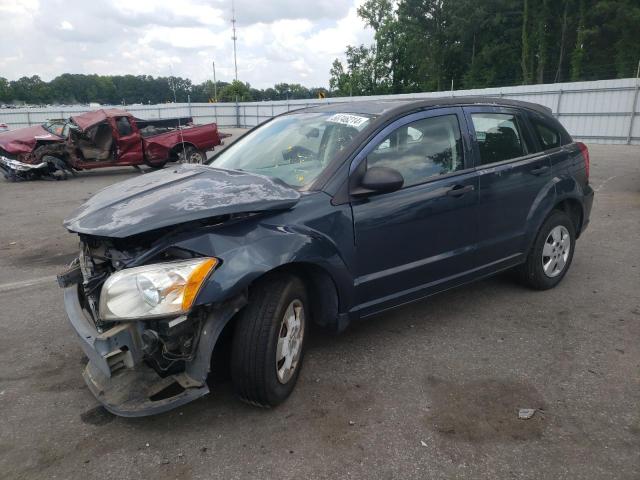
(353, 166), (404, 196)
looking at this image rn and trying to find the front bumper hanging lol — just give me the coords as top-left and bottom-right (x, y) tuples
(63, 285), (210, 417)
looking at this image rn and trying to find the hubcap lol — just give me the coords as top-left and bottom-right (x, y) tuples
(179, 150), (203, 164)
(542, 225), (570, 278)
(276, 299), (305, 384)
(189, 151), (204, 164)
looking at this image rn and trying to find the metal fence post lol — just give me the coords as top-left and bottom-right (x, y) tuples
(555, 89), (563, 117)
(187, 95), (192, 119)
(235, 96), (240, 127)
(157, 107), (162, 119)
(26, 110), (31, 126)
(626, 78), (639, 144)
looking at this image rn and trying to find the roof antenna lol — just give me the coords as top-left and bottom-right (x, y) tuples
(169, 65), (188, 165)
(231, 0), (238, 81)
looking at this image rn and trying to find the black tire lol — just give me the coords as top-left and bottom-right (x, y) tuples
(147, 162), (167, 170)
(178, 145), (206, 164)
(518, 210), (576, 290)
(231, 273), (308, 407)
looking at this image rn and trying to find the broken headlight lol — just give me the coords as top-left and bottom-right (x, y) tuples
(98, 258), (217, 320)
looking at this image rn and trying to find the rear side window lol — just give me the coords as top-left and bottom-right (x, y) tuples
(368, 114), (464, 187)
(531, 119), (561, 150)
(471, 113), (528, 165)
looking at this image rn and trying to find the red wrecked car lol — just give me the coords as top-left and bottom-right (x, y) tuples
(0, 108), (228, 180)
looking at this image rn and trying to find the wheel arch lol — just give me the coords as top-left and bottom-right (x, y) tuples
(554, 197), (584, 237)
(255, 261), (341, 330)
(169, 141), (198, 160)
(33, 141), (66, 160)
(206, 260), (343, 331)
(205, 261), (343, 384)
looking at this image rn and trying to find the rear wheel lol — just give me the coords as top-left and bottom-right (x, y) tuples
(177, 145), (206, 164)
(230, 273), (307, 407)
(518, 210), (576, 290)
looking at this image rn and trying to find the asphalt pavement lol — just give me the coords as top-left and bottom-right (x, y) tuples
(0, 140), (638, 479)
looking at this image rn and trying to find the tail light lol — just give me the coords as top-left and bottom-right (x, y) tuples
(576, 142), (590, 181)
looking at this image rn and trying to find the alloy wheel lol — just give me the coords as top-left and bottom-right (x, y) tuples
(542, 225), (571, 278)
(275, 299), (305, 384)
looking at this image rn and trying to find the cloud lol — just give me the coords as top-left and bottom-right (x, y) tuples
(0, 0), (374, 89)
(59, 20), (74, 31)
(212, 0), (353, 24)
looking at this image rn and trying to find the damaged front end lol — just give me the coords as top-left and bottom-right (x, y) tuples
(58, 165), (300, 415)
(0, 153), (72, 182)
(58, 235), (244, 416)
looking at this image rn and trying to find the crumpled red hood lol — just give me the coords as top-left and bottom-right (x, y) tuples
(0, 124), (64, 155)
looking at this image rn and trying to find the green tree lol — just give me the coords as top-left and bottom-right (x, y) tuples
(9, 76), (50, 104)
(0, 77), (11, 103)
(218, 80), (252, 102)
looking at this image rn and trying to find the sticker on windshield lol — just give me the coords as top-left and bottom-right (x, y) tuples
(327, 113), (369, 128)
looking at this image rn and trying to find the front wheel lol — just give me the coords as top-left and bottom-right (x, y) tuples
(518, 210), (576, 290)
(231, 273), (308, 407)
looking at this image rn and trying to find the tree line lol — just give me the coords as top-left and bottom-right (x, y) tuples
(1, 0), (638, 105)
(330, 0), (640, 96)
(0, 74), (329, 106)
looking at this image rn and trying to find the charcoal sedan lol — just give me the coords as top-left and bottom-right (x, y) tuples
(59, 97), (593, 416)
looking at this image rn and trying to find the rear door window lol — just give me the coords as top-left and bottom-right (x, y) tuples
(471, 113), (529, 165)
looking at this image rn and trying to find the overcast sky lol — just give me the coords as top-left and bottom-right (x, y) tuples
(0, 0), (373, 88)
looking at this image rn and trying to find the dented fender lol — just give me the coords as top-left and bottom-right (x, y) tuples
(153, 192), (358, 315)
(194, 224), (354, 309)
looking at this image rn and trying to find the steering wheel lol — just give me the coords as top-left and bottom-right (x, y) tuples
(282, 146), (316, 164)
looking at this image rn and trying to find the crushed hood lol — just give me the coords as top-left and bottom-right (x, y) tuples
(0, 124), (63, 155)
(64, 165), (301, 238)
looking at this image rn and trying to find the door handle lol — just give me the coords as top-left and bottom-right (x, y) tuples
(446, 184), (475, 197)
(530, 165), (549, 176)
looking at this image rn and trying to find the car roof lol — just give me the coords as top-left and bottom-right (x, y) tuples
(297, 96), (553, 117)
(71, 108), (130, 130)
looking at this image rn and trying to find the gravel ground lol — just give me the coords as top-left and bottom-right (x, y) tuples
(0, 141), (638, 480)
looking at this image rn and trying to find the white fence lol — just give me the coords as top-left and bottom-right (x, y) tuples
(1, 78), (639, 144)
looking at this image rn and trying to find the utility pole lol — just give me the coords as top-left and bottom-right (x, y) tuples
(231, 0), (238, 82)
(212, 60), (217, 101)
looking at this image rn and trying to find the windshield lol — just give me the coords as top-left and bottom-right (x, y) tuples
(42, 120), (70, 137)
(211, 112), (374, 188)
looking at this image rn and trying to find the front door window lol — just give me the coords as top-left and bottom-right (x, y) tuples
(367, 114), (465, 187)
